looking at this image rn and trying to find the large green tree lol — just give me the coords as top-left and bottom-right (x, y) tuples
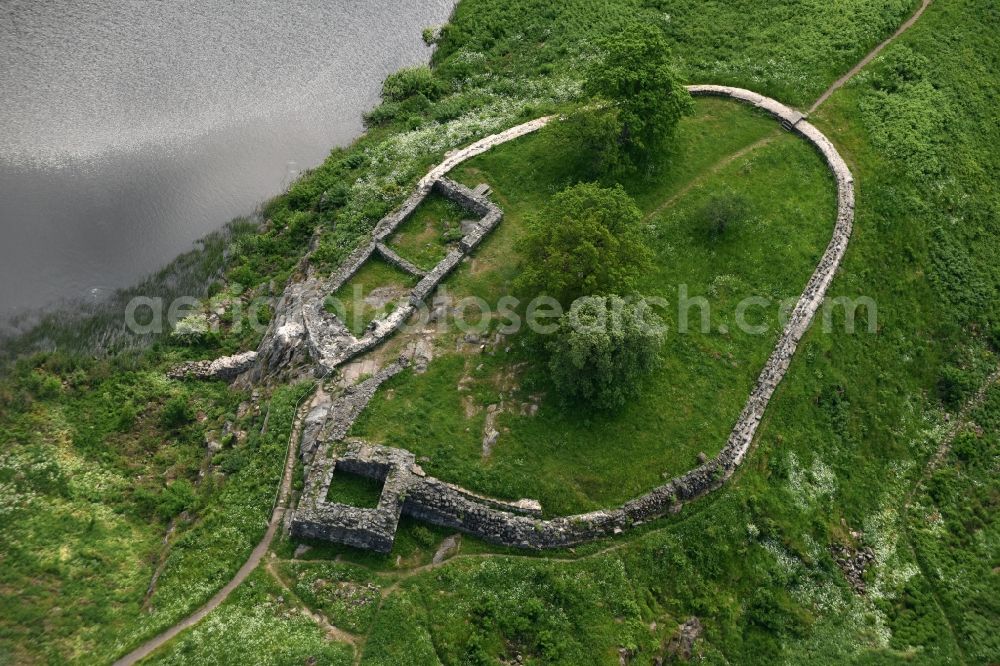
(514, 183), (652, 306)
(577, 24), (693, 170)
(547, 294), (664, 410)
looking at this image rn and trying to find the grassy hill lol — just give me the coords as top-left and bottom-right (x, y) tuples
(2, 0), (998, 663)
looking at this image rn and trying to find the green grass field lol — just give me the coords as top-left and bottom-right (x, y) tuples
(2, 0), (999, 662)
(386, 192), (467, 270)
(351, 99), (835, 514)
(326, 258), (418, 338)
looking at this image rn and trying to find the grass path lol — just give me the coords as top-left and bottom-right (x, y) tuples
(111, 387), (318, 666)
(895, 365), (1000, 664)
(642, 131), (779, 223)
(903, 366), (1000, 511)
(264, 559), (364, 649)
(809, 0), (934, 112)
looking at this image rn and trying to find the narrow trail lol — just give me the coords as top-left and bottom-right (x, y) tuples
(112, 388), (317, 666)
(108, 4), (941, 661)
(141, 439), (220, 609)
(809, 0), (934, 112)
(895, 366), (999, 664)
(643, 132), (779, 223)
(140, 520), (177, 611)
(264, 559), (363, 648)
(904, 366), (1000, 511)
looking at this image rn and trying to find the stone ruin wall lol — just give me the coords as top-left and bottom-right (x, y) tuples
(228, 85), (856, 551)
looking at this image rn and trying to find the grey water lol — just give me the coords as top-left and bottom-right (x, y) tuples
(0, 0), (454, 319)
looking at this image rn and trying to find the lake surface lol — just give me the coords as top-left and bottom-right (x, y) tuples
(0, 0), (454, 318)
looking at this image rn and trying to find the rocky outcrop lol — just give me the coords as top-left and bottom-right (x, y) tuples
(168, 351), (257, 382)
(832, 542), (875, 594)
(662, 617), (703, 663)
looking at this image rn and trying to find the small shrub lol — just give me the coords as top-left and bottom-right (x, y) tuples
(156, 479), (198, 520)
(220, 449), (248, 475)
(115, 402), (138, 432)
(319, 182), (350, 211)
(25, 371), (61, 400)
(172, 313), (210, 345)
(412, 526), (437, 549)
(381, 65), (447, 103)
(937, 365), (976, 409)
(161, 394), (195, 430)
(697, 191), (750, 238)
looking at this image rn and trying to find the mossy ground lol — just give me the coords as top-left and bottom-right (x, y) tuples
(386, 192), (467, 270)
(326, 258), (418, 338)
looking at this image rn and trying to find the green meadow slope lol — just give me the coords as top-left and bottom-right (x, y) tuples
(2, 0), (999, 663)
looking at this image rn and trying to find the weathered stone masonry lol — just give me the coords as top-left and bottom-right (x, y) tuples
(277, 86), (855, 551)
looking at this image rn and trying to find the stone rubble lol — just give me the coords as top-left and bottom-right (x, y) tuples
(832, 541), (876, 594)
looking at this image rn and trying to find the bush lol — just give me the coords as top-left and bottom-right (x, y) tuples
(161, 394), (195, 430)
(220, 448), (248, 475)
(937, 365), (976, 409)
(24, 370), (61, 400)
(546, 295), (664, 410)
(156, 479), (198, 520)
(697, 190), (750, 238)
(411, 526), (437, 549)
(380, 65), (448, 103)
(115, 402), (138, 432)
(171, 313), (210, 346)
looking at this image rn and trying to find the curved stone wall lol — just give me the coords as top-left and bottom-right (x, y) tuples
(280, 86), (855, 550)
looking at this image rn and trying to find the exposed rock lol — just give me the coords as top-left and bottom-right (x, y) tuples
(431, 534), (461, 564)
(664, 617), (703, 662)
(462, 395), (482, 419)
(509, 498), (542, 513)
(482, 428), (500, 457)
(300, 401), (332, 465)
(832, 541), (875, 594)
(408, 337), (434, 374)
(339, 358), (379, 386)
(168, 351), (257, 382)
(482, 403), (502, 458)
(364, 285), (407, 310)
